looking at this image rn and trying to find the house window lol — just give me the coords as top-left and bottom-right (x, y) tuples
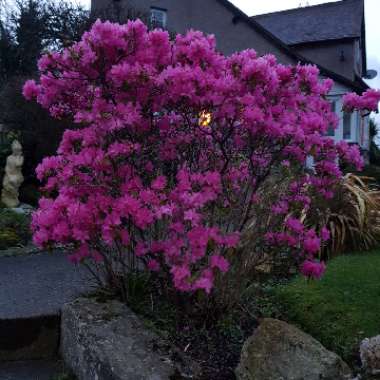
(150, 7), (167, 29)
(343, 111), (352, 140)
(326, 100), (336, 137)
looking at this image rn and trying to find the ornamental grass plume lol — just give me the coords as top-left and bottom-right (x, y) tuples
(305, 174), (380, 258)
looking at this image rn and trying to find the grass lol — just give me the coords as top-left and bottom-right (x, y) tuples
(275, 251), (380, 361)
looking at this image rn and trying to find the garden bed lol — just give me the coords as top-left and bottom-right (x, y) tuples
(97, 279), (260, 380)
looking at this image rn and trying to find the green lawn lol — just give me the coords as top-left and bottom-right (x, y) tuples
(276, 251), (380, 360)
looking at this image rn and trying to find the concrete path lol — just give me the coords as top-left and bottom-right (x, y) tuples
(0, 252), (94, 319)
(0, 360), (61, 380)
(0, 252), (94, 362)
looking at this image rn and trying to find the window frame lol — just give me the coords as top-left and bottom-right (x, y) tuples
(325, 95), (340, 138)
(343, 111), (353, 141)
(150, 6), (167, 29)
(326, 99), (337, 137)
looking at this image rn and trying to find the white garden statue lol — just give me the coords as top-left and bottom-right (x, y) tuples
(1, 140), (24, 208)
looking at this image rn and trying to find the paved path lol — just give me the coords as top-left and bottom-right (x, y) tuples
(0, 360), (61, 380)
(0, 252), (94, 319)
(0, 252), (94, 375)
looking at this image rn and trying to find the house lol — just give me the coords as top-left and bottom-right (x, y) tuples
(91, 0), (374, 154)
(253, 0), (371, 151)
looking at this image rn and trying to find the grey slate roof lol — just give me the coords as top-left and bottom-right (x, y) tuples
(252, 0), (364, 45)
(218, 0), (368, 92)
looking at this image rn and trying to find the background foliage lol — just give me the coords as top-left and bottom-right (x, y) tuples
(0, 207), (31, 249)
(0, 0), (91, 188)
(0, 0), (167, 186)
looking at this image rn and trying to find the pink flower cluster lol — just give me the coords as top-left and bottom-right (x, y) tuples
(25, 20), (364, 291)
(343, 89), (380, 113)
(300, 260), (326, 280)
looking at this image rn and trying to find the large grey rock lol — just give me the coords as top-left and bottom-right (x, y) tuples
(361, 335), (380, 377)
(61, 297), (196, 380)
(236, 318), (353, 380)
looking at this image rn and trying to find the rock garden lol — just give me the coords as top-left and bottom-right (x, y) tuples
(1, 11), (380, 380)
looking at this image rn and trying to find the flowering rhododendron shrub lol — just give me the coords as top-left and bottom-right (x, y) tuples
(24, 20), (365, 294)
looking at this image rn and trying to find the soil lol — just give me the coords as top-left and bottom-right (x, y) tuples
(124, 279), (266, 380)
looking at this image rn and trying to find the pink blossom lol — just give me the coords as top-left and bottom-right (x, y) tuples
(222, 233), (240, 248)
(151, 176), (167, 191)
(22, 80), (40, 100)
(171, 265), (191, 292)
(286, 218), (304, 234)
(193, 270), (214, 294)
(343, 89), (380, 112)
(300, 260), (326, 280)
(147, 259), (160, 272)
(303, 236), (321, 255)
(272, 201), (289, 215)
(210, 255), (230, 273)
(321, 227), (330, 242)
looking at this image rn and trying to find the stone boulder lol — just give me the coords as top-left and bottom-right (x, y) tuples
(61, 298), (197, 380)
(360, 335), (380, 377)
(236, 318), (353, 380)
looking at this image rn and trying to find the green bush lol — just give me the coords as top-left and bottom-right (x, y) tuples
(0, 229), (20, 249)
(275, 252), (380, 361)
(0, 209), (31, 249)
